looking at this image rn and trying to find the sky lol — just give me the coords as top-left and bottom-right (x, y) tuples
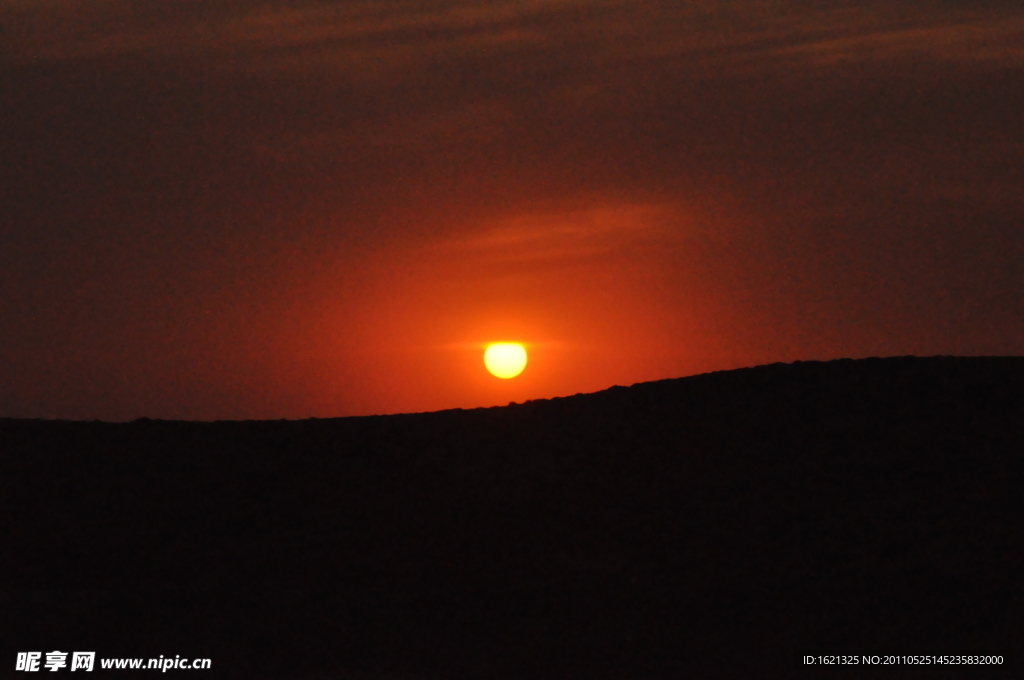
(1, 0), (1022, 421)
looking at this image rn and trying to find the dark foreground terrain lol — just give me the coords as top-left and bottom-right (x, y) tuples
(2, 356), (1023, 678)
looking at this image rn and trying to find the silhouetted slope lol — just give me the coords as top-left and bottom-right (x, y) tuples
(2, 356), (1022, 678)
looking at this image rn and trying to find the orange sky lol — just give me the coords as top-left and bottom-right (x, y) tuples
(1, 0), (1023, 420)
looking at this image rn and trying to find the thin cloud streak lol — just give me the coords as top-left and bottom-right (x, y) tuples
(4, 0), (1022, 72)
(433, 203), (678, 264)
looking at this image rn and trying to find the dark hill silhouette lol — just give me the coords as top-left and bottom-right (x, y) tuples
(2, 356), (1022, 678)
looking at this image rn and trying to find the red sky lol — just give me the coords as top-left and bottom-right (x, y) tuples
(2, 0), (1022, 420)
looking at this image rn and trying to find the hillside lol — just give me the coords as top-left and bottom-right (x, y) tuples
(3, 356), (1023, 678)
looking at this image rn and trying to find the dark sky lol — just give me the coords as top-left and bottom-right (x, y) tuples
(2, 0), (1022, 420)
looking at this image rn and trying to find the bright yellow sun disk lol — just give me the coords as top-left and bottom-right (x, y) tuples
(484, 343), (527, 379)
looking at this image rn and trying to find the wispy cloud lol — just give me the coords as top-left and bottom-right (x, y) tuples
(4, 0), (1022, 72)
(432, 202), (682, 265)
(0, 0), (574, 66)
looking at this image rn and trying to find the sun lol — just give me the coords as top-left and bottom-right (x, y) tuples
(484, 343), (527, 379)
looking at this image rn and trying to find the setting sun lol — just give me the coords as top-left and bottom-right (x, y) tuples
(484, 343), (528, 379)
